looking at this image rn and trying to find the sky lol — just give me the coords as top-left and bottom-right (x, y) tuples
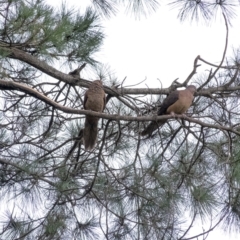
(49, 1), (240, 239)
(98, 3), (240, 89)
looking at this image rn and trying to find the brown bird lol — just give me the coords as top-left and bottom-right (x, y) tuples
(141, 85), (196, 136)
(83, 80), (106, 150)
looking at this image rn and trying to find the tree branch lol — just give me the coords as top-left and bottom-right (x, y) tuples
(0, 79), (239, 136)
(0, 47), (196, 96)
(182, 55), (201, 86)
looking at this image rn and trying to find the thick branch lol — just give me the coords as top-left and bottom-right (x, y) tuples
(1, 47), (191, 95)
(7, 46), (87, 86)
(4, 47), (237, 96)
(0, 79), (239, 135)
(0, 78), (239, 105)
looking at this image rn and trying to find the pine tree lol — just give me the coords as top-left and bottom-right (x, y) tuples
(0, 0), (240, 239)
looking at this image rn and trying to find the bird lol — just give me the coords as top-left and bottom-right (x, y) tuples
(141, 85), (196, 136)
(83, 80), (106, 150)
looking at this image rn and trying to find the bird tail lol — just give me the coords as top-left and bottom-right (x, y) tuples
(141, 119), (167, 136)
(83, 116), (99, 150)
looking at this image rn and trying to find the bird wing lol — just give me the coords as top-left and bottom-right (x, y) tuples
(158, 90), (179, 115)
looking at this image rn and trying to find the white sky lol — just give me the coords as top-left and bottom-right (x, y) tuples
(50, 1), (240, 239)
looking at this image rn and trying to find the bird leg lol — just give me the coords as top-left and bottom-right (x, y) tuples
(170, 111), (176, 118)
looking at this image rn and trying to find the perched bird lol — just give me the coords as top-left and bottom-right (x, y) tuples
(141, 85), (196, 136)
(83, 80), (106, 150)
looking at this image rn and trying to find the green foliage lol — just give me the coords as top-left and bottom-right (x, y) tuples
(43, 213), (67, 239)
(1, 0), (240, 239)
(0, 0), (104, 64)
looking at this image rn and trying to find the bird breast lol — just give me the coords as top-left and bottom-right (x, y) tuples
(85, 94), (105, 112)
(166, 92), (194, 114)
